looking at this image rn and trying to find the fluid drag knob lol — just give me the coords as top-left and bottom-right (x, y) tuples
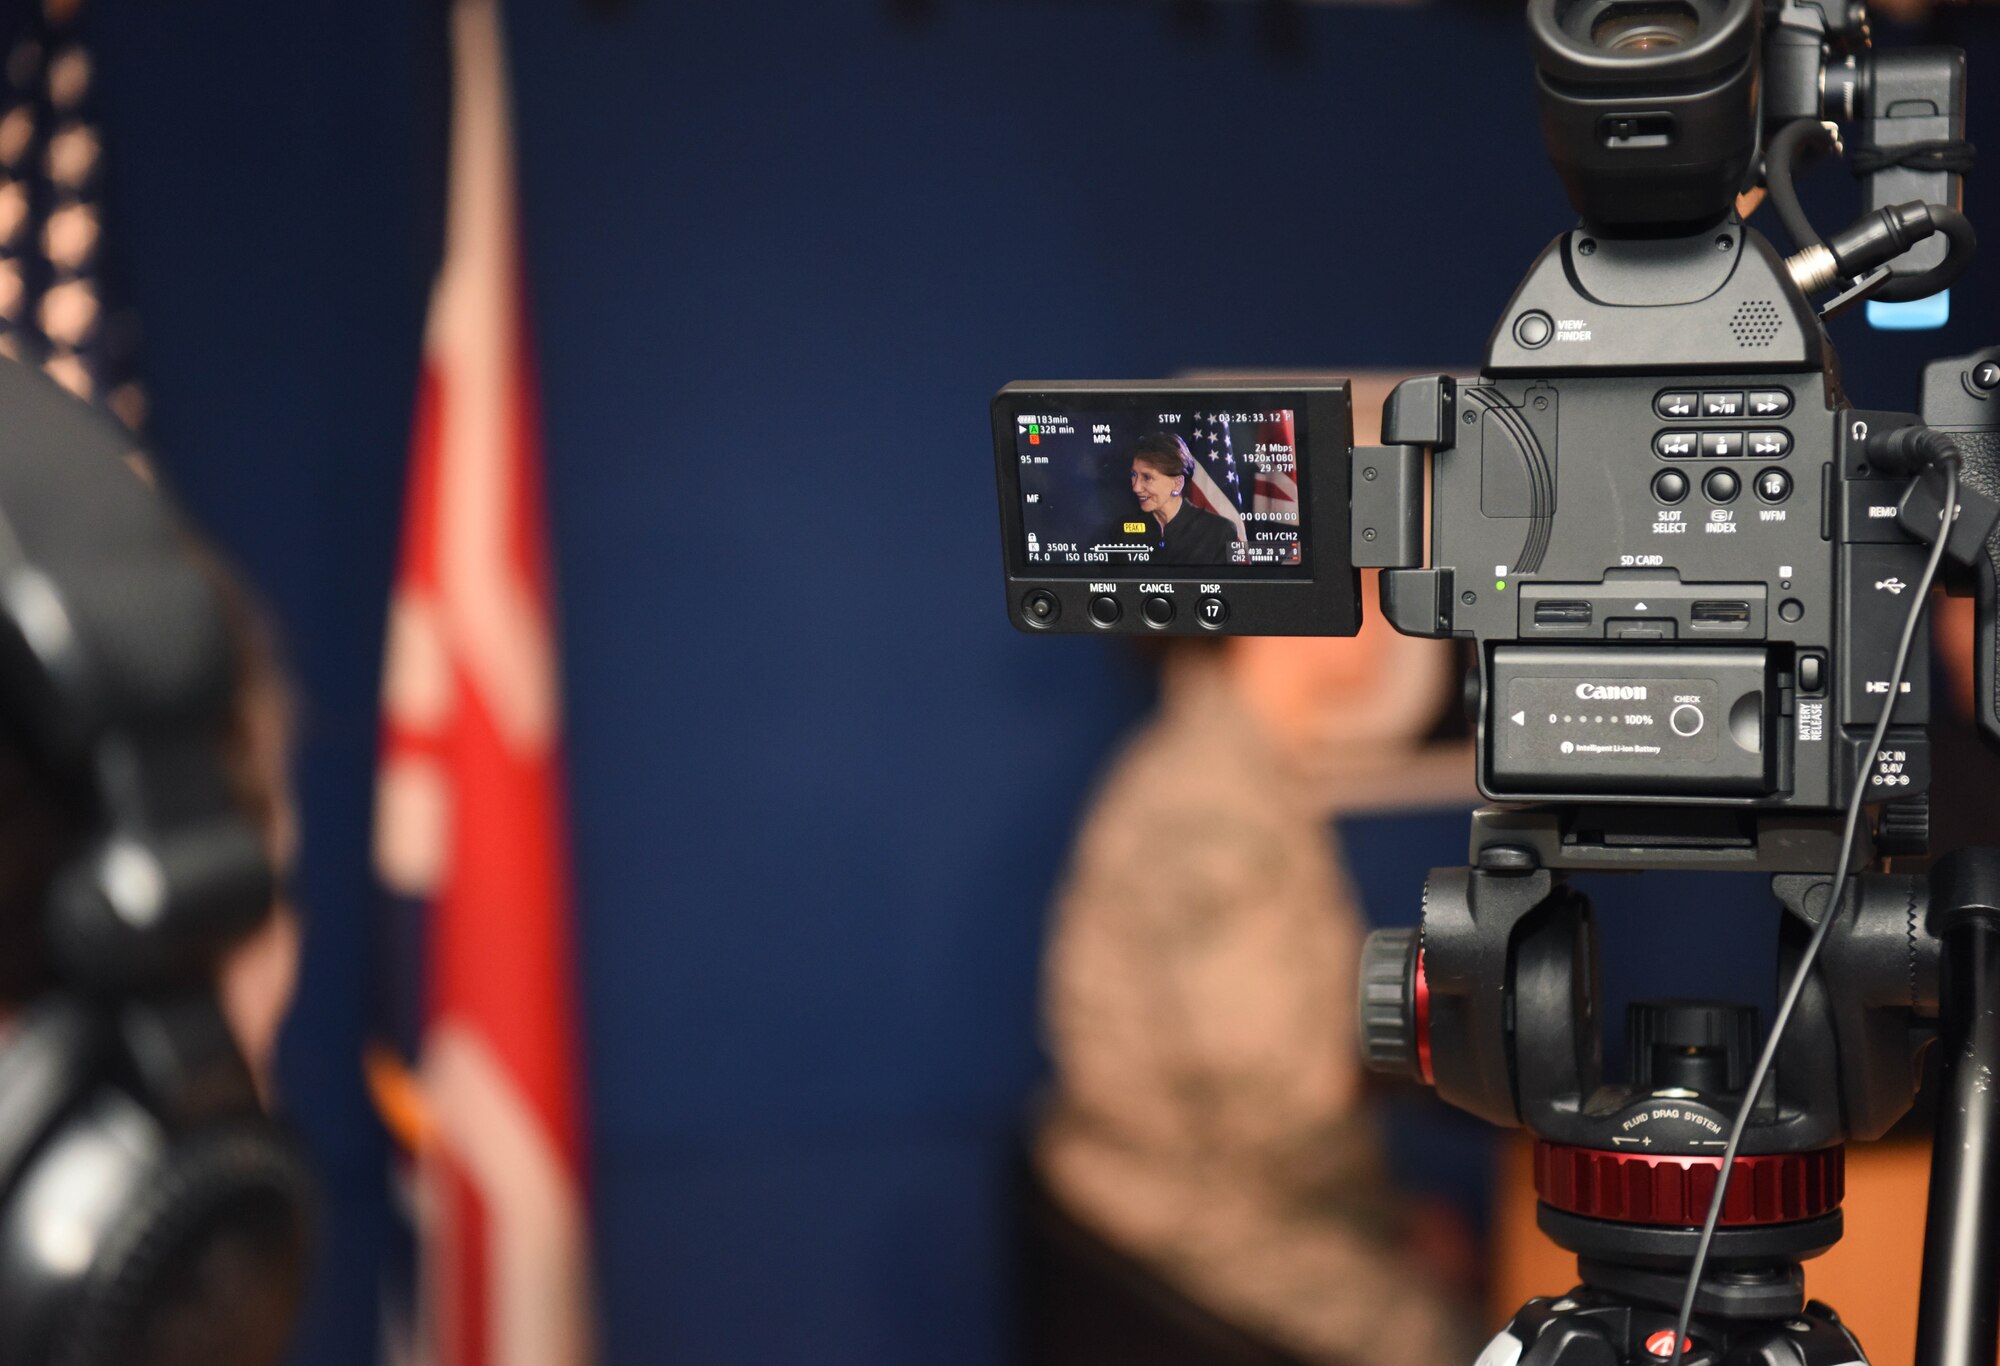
(1628, 1000), (1757, 1097)
(1359, 928), (1427, 1081)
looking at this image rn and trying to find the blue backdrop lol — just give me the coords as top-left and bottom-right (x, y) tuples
(68, 1), (2000, 1362)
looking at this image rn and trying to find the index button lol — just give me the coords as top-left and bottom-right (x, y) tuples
(1702, 390), (1746, 419)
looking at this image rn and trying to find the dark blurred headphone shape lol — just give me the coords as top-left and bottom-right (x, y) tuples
(0, 361), (313, 1366)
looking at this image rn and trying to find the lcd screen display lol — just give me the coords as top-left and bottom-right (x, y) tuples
(1011, 403), (1308, 575)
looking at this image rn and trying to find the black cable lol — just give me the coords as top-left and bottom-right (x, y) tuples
(1765, 117), (1839, 254)
(1762, 120), (1977, 302)
(1666, 446), (1962, 1366)
(1870, 204), (1977, 303)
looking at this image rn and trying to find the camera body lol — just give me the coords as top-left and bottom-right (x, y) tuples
(1376, 224), (1933, 823)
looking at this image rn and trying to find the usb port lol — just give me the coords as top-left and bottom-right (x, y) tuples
(1534, 600), (1593, 628)
(1691, 600), (1751, 628)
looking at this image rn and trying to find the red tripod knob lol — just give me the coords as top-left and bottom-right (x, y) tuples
(1533, 1140), (1844, 1227)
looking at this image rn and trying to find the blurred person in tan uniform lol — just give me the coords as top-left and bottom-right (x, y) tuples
(1035, 376), (1485, 1366)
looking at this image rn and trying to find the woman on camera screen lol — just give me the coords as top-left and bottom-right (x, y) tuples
(1126, 432), (1240, 565)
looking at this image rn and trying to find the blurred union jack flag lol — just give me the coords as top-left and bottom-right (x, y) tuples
(367, 2), (594, 1364)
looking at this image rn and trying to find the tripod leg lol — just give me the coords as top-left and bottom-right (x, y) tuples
(1917, 850), (2000, 1366)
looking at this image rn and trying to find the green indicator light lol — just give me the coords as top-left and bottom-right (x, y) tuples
(1495, 579), (1507, 591)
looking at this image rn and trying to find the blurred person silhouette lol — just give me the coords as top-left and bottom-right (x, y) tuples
(1035, 381), (1483, 1366)
(0, 414), (312, 1366)
(1034, 611), (1482, 1365)
(1126, 432), (1242, 566)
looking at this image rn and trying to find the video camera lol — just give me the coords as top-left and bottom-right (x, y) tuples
(992, 3), (2000, 1365)
(994, 0), (1990, 857)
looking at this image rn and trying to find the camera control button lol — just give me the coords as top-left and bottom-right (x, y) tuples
(1088, 594), (1122, 627)
(1142, 595), (1175, 628)
(1700, 431), (1744, 460)
(1749, 389), (1793, 418)
(1798, 652), (1826, 694)
(1654, 431), (1698, 458)
(1652, 470), (1689, 504)
(1197, 595), (1229, 629)
(1746, 430), (1790, 458)
(1513, 311), (1553, 348)
(1703, 469), (1741, 503)
(1701, 391), (1746, 419)
(1671, 704), (1705, 738)
(1755, 468), (1791, 503)
(1023, 590), (1060, 628)
(1654, 391), (1698, 420)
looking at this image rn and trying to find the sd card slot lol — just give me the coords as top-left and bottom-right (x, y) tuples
(1691, 600), (1751, 629)
(1533, 600), (1593, 629)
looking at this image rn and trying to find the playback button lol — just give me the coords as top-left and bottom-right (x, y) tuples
(1746, 430), (1791, 458)
(1655, 431), (1697, 458)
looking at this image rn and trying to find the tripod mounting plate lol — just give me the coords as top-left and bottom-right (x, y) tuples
(1537, 1206), (1844, 1269)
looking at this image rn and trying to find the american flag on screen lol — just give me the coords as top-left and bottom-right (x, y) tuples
(367, 1), (595, 1364)
(1185, 412), (1248, 542)
(1252, 410), (1301, 517)
(1187, 410), (1301, 537)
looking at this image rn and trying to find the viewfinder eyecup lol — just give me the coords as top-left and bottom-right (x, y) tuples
(1529, 0), (1760, 234)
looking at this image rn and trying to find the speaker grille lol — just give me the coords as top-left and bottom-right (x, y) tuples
(1730, 299), (1781, 347)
